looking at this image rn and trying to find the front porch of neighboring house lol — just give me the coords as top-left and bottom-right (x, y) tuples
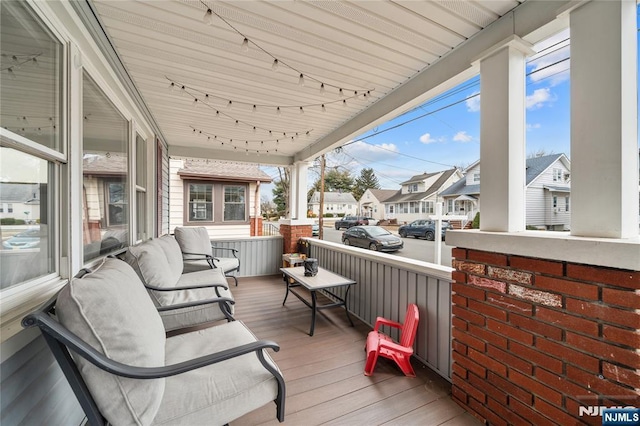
(1, 1), (638, 426)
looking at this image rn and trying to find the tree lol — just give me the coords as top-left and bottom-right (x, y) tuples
(272, 167), (290, 218)
(308, 168), (355, 201)
(527, 148), (556, 159)
(353, 168), (380, 201)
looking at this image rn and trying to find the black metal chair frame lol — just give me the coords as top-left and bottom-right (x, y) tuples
(183, 245), (241, 286)
(21, 272), (286, 425)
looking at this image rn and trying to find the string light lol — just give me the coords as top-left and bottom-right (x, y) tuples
(320, 83), (325, 95)
(203, 8), (213, 25)
(298, 73), (305, 86)
(241, 38), (249, 52)
(272, 59), (279, 71)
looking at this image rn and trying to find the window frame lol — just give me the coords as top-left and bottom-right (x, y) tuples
(183, 180), (250, 225)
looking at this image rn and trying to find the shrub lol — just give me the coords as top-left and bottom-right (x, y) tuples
(322, 213), (334, 218)
(471, 212), (480, 229)
(0, 218), (16, 225)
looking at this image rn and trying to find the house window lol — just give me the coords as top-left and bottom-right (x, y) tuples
(473, 173), (480, 183)
(388, 205), (394, 214)
(7, 204), (13, 213)
(373, 206), (377, 213)
(223, 185), (245, 221)
(0, 205), (3, 213)
(422, 201), (434, 214)
(553, 196), (558, 209)
(82, 72), (129, 262)
(188, 183), (213, 222)
(565, 196), (570, 212)
(410, 202), (419, 213)
(447, 199), (454, 213)
(553, 168), (563, 182)
(135, 134), (147, 241)
(402, 203), (408, 214)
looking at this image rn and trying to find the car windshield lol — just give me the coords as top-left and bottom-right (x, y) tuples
(367, 227), (391, 237)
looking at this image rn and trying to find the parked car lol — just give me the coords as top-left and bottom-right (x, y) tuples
(312, 223), (319, 236)
(363, 217), (379, 226)
(334, 215), (368, 230)
(2, 228), (40, 249)
(341, 226), (403, 252)
(398, 219), (451, 241)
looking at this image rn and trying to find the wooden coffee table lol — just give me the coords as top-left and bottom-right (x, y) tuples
(280, 266), (356, 336)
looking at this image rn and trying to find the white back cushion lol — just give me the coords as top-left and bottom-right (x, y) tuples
(174, 227), (212, 256)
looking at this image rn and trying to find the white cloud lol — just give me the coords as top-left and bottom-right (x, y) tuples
(466, 91), (480, 112)
(528, 29), (570, 86)
(453, 131), (473, 143)
(419, 133), (438, 144)
(341, 140), (399, 161)
(527, 123), (542, 131)
(526, 88), (554, 110)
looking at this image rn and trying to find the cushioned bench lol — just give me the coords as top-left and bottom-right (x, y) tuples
(22, 258), (285, 425)
(123, 235), (234, 332)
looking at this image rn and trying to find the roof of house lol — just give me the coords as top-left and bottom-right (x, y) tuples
(177, 159), (272, 182)
(441, 154), (569, 197)
(400, 171), (441, 185)
(0, 183), (40, 203)
(83, 152), (127, 176)
(385, 169), (458, 203)
(362, 189), (399, 203)
(309, 191), (357, 204)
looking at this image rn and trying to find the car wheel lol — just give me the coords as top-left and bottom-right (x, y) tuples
(425, 231), (435, 241)
(344, 238), (350, 246)
(335, 224), (340, 230)
(399, 230), (407, 238)
(369, 243), (378, 251)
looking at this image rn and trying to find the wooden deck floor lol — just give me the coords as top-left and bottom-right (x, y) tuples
(226, 274), (480, 426)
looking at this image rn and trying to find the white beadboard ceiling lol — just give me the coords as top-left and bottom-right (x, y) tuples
(90, 0), (527, 165)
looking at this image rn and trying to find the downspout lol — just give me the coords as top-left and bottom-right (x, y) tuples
(254, 180), (260, 236)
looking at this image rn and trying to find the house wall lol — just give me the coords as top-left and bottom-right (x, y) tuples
(451, 247), (639, 425)
(465, 164), (481, 186)
(309, 201), (356, 217)
(358, 190), (386, 220)
(526, 160), (571, 229)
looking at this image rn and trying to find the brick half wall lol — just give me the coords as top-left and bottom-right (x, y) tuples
(279, 224), (312, 254)
(451, 248), (639, 425)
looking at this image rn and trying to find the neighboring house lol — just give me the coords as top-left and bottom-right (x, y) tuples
(169, 158), (272, 237)
(383, 168), (462, 223)
(358, 189), (398, 221)
(308, 191), (357, 217)
(0, 183), (40, 223)
(441, 153), (572, 230)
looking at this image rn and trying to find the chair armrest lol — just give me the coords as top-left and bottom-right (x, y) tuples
(181, 251), (219, 268)
(377, 338), (413, 355)
(144, 282), (229, 292)
(156, 297), (235, 312)
(210, 246), (239, 258)
(23, 312), (279, 380)
(373, 317), (403, 332)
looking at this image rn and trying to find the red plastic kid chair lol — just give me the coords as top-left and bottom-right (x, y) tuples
(364, 304), (419, 377)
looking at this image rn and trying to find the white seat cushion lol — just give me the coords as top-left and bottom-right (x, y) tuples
(153, 321), (280, 425)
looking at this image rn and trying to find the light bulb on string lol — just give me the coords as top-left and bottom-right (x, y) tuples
(320, 83), (326, 95)
(252, 127), (256, 133)
(31, 57), (39, 68)
(168, 81), (175, 91)
(321, 104), (326, 113)
(276, 107), (281, 116)
(299, 107), (304, 115)
(343, 99), (347, 107)
(272, 59), (279, 71)
(215, 110), (220, 118)
(7, 68), (16, 80)
(241, 38), (249, 52)
(339, 88), (344, 97)
(203, 8), (214, 25)
(235, 120), (239, 127)
(227, 100), (232, 109)
(180, 85), (186, 96)
(252, 105), (257, 113)
(192, 98), (199, 108)
(298, 73), (305, 86)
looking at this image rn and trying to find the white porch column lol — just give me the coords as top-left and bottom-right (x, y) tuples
(569, 0), (638, 238)
(290, 161), (310, 220)
(476, 36), (534, 232)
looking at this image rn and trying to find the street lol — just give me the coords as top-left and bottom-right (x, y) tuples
(316, 226), (453, 267)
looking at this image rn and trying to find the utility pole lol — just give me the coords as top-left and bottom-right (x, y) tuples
(318, 154), (325, 240)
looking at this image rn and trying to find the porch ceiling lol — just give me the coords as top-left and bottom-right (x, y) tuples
(87, 0), (563, 166)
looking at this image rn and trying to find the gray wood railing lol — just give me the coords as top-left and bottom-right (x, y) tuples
(305, 238), (454, 381)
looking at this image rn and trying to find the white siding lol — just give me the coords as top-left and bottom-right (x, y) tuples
(526, 158), (571, 229)
(465, 164), (481, 186)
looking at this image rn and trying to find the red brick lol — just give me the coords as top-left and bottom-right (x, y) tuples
(535, 306), (599, 336)
(469, 397), (507, 426)
(565, 398), (602, 426)
(452, 270), (467, 284)
(468, 250), (508, 266)
(510, 256), (564, 277)
(488, 266), (532, 285)
(602, 362), (640, 389)
(452, 282), (486, 301)
(451, 352), (487, 377)
(451, 383), (468, 405)
(510, 313), (563, 340)
(468, 299), (508, 321)
(567, 264), (640, 289)
(487, 397), (532, 426)
(509, 369), (563, 406)
(488, 371), (533, 405)
(535, 338), (600, 373)
(452, 305), (486, 326)
(510, 342), (563, 374)
(487, 293), (533, 315)
(452, 327), (486, 352)
(469, 347), (508, 376)
(453, 260), (486, 275)
(508, 396), (557, 426)
(566, 298), (640, 329)
(452, 362), (468, 380)
(469, 371), (508, 405)
(535, 275), (599, 300)
(487, 345), (533, 375)
(469, 323), (508, 349)
(566, 331), (640, 368)
(452, 339), (467, 356)
(453, 372), (486, 403)
(509, 284), (562, 308)
(533, 397), (578, 426)
(602, 288), (640, 310)
(468, 275), (507, 293)
(452, 293), (467, 307)
(566, 365), (640, 401)
(452, 316), (468, 332)
(535, 367), (597, 399)
(452, 247), (467, 260)
(602, 325), (640, 349)
(487, 318), (534, 345)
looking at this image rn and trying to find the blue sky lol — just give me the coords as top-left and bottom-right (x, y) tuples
(262, 11), (638, 200)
